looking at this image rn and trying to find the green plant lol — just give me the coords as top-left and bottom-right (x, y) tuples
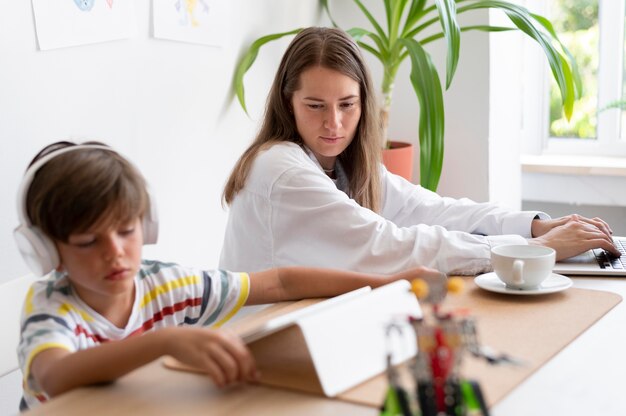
(233, 0), (581, 191)
(599, 99), (626, 113)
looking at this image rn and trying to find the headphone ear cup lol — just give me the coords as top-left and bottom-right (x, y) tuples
(13, 225), (59, 277)
(141, 186), (159, 245)
(142, 214), (158, 245)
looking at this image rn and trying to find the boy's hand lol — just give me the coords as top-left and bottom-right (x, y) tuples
(389, 266), (446, 287)
(164, 327), (259, 387)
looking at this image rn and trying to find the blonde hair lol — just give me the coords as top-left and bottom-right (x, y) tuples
(223, 27), (382, 212)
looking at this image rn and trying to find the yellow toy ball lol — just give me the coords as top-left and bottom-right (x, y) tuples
(411, 278), (429, 299)
(447, 277), (464, 294)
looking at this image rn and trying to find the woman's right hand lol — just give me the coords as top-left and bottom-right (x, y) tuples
(164, 327), (259, 387)
(528, 217), (620, 261)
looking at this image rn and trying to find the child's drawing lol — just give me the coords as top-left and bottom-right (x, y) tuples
(73, 0), (113, 12)
(32, 0), (135, 50)
(174, 0), (209, 27)
(74, 0), (95, 11)
(154, 0), (229, 47)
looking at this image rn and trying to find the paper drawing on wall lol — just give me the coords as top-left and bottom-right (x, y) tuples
(31, 0), (135, 50)
(74, 0), (95, 11)
(174, 0), (209, 27)
(73, 0), (113, 12)
(153, 0), (229, 47)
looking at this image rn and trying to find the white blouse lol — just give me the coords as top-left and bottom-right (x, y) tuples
(219, 142), (547, 275)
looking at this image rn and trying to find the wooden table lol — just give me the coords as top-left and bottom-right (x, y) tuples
(491, 278), (626, 415)
(25, 298), (379, 416)
(25, 277), (626, 416)
(25, 358), (376, 416)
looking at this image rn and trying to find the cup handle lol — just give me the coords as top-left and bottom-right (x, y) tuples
(513, 259), (525, 285)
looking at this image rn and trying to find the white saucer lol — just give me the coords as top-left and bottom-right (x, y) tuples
(474, 272), (572, 295)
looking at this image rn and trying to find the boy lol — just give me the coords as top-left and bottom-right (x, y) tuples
(15, 141), (441, 411)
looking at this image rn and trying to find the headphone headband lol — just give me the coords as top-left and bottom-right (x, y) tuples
(16, 144), (115, 226)
(14, 143), (158, 277)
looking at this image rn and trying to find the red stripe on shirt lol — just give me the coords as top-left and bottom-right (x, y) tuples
(74, 325), (110, 343)
(128, 297), (203, 338)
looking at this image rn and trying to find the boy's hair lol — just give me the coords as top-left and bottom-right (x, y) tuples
(24, 141), (150, 243)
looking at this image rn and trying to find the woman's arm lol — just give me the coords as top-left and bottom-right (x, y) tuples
(30, 327), (257, 397)
(380, 166), (542, 236)
(245, 266), (442, 305)
(221, 143), (517, 275)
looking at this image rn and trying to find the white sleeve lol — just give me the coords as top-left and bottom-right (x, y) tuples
(380, 166), (549, 237)
(270, 165), (529, 275)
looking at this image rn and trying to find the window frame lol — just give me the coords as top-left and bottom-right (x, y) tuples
(523, 0), (626, 158)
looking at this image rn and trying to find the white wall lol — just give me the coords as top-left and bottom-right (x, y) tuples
(488, 8), (523, 210)
(1, 1), (509, 286)
(1, 1), (320, 413)
(0, 3), (500, 412)
(0, 0), (319, 285)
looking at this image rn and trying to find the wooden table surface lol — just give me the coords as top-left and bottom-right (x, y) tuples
(26, 358), (377, 416)
(24, 277), (626, 416)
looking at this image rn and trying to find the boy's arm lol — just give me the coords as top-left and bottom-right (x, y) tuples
(245, 266), (442, 305)
(30, 327), (257, 398)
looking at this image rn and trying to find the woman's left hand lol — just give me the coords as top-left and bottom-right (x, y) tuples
(531, 214), (613, 240)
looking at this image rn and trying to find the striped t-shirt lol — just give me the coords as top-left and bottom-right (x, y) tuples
(17, 259), (250, 411)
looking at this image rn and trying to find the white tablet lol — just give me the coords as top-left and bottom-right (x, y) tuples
(240, 286), (372, 343)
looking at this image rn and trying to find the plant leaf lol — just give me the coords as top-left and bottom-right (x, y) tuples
(347, 27), (388, 60)
(404, 15), (439, 39)
(388, 0), (410, 44)
(353, 0), (389, 43)
(599, 99), (626, 113)
(530, 12), (583, 98)
(399, 38), (445, 191)
(458, 1), (576, 120)
(434, 0), (461, 89)
(419, 25), (515, 46)
(357, 41), (384, 61)
(384, 0), (392, 36)
(321, 0), (340, 28)
(403, 1), (435, 36)
(233, 29), (302, 115)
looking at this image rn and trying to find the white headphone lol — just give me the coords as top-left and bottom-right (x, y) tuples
(13, 144), (159, 277)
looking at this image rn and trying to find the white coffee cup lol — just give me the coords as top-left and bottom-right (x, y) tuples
(491, 245), (556, 290)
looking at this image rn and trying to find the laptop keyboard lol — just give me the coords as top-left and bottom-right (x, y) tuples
(594, 238), (626, 269)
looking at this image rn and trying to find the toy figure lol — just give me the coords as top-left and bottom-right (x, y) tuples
(381, 277), (522, 416)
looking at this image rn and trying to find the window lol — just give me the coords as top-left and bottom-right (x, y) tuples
(525, 0), (626, 157)
(548, 0), (598, 140)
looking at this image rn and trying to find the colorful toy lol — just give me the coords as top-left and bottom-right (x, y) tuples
(381, 276), (523, 416)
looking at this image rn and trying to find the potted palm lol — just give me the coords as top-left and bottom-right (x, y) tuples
(233, 0), (580, 191)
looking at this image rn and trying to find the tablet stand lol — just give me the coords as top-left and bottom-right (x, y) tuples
(248, 280), (422, 397)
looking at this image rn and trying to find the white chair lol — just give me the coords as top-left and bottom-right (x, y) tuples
(0, 275), (38, 377)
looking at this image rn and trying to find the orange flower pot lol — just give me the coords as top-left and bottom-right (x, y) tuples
(382, 140), (414, 182)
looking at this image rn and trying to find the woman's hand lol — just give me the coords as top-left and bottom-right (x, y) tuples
(529, 215), (619, 260)
(164, 327), (259, 387)
(532, 214), (613, 239)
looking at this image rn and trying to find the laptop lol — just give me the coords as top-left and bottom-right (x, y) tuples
(553, 236), (626, 276)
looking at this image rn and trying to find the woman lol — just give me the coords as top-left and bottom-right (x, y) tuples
(220, 27), (617, 275)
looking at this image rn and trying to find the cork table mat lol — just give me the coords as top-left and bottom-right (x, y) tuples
(165, 280), (621, 408)
(339, 280), (621, 407)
